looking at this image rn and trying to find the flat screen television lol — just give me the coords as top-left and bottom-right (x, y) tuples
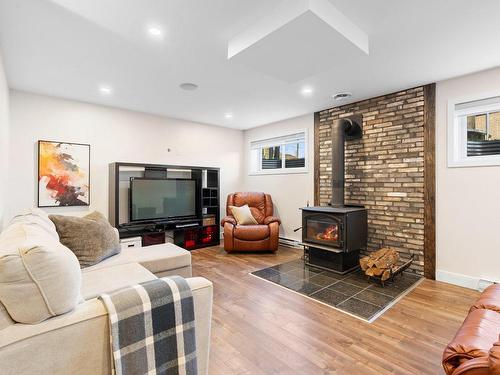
(129, 178), (198, 222)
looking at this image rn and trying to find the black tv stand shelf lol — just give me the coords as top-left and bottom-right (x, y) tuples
(109, 162), (220, 250)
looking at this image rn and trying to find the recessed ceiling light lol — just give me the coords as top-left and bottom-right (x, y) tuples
(179, 82), (199, 91)
(224, 113), (233, 119)
(147, 25), (164, 39)
(301, 86), (313, 96)
(332, 92), (353, 101)
(98, 85), (113, 96)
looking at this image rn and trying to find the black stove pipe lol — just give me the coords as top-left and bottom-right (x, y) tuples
(331, 115), (363, 207)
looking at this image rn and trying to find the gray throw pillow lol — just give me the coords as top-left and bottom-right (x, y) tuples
(49, 212), (120, 268)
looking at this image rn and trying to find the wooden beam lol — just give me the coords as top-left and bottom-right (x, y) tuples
(314, 111), (320, 206)
(423, 83), (436, 279)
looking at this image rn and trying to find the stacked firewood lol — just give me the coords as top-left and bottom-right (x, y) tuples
(360, 248), (399, 281)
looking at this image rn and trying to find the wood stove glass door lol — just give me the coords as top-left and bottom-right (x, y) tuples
(304, 214), (342, 248)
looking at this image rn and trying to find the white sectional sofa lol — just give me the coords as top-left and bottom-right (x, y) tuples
(0, 210), (213, 375)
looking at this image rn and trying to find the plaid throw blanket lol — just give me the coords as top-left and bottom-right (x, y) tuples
(100, 276), (197, 375)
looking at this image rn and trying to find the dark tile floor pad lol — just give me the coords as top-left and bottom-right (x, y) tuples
(251, 258), (422, 322)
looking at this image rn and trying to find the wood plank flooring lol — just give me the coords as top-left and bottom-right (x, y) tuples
(191, 245), (479, 375)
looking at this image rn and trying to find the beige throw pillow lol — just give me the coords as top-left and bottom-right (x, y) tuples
(0, 220), (82, 324)
(229, 205), (258, 225)
(49, 212), (120, 268)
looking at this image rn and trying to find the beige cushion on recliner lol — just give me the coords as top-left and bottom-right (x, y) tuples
(0, 212), (82, 324)
(229, 204), (258, 225)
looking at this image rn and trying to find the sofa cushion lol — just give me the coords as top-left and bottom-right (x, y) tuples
(81, 263), (156, 300)
(0, 221), (82, 324)
(442, 309), (500, 374)
(49, 212), (120, 268)
(83, 243), (191, 275)
(470, 284), (500, 313)
(234, 224), (270, 241)
(0, 301), (14, 330)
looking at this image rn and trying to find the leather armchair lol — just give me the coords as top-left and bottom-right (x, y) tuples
(442, 284), (500, 375)
(221, 192), (281, 253)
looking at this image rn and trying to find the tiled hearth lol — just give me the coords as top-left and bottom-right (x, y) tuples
(251, 258), (422, 322)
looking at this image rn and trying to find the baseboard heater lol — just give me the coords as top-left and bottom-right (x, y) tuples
(279, 237), (302, 249)
(478, 278), (498, 292)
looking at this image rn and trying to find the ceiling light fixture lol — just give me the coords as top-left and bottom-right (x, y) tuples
(98, 85), (113, 96)
(147, 26), (164, 39)
(301, 86), (313, 96)
(179, 83), (198, 91)
(224, 113), (233, 119)
(332, 92), (352, 101)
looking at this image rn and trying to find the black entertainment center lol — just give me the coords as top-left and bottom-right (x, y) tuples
(109, 162), (220, 250)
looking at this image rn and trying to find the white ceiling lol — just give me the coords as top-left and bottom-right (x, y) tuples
(0, 0), (500, 129)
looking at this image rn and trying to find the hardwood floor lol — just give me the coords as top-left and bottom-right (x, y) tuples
(191, 245), (479, 375)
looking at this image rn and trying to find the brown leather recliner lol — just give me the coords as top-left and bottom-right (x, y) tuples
(221, 192), (281, 253)
(442, 284), (500, 375)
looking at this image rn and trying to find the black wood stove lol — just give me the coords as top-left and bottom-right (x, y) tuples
(301, 115), (368, 274)
(301, 206), (367, 274)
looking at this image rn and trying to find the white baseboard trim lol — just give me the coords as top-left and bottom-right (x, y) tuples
(436, 269), (498, 291)
(436, 270), (479, 290)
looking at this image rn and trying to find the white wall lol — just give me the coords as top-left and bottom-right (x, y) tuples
(243, 114), (314, 241)
(0, 52), (9, 230)
(8, 91), (244, 221)
(7, 90), (312, 242)
(436, 67), (500, 289)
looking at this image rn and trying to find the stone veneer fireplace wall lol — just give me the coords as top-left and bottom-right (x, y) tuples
(315, 86), (431, 275)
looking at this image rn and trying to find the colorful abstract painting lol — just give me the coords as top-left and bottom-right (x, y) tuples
(38, 140), (90, 207)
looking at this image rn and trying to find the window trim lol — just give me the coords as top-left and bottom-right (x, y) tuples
(249, 129), (309, 175)
(448, 91), (500, 168)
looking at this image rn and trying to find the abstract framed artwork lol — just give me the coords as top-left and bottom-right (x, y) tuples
(38, 140), (91, 207)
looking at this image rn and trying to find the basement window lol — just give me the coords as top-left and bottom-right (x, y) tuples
(449, 96), (500, 167)
(250, 132), (307, 175)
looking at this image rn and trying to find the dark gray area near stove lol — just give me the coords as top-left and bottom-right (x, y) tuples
(251, 258), (422, 321)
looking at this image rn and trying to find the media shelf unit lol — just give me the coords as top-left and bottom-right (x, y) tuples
(109, 162), (220, 250)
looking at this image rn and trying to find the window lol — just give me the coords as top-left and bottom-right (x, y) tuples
(250, 132), (307, 174)
(466, 111), (500, 155)
(449, 96), (500, 167)
(262, 145), (282, 169)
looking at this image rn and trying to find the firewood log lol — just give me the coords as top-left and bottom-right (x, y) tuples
(359, 247), (400, 281)
(360, 256), (370, 271)
(365, 266), (384, 277)
(373, 250), (399, 269)
(366, 248), (391, 268)
(381, 269), (393, 281)
(365, 267), (375, 276)
(371, 267), (385, 276)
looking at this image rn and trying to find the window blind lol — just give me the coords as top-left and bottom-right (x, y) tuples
(250, 132), (305, 149)
(455, 96), (500, 115)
